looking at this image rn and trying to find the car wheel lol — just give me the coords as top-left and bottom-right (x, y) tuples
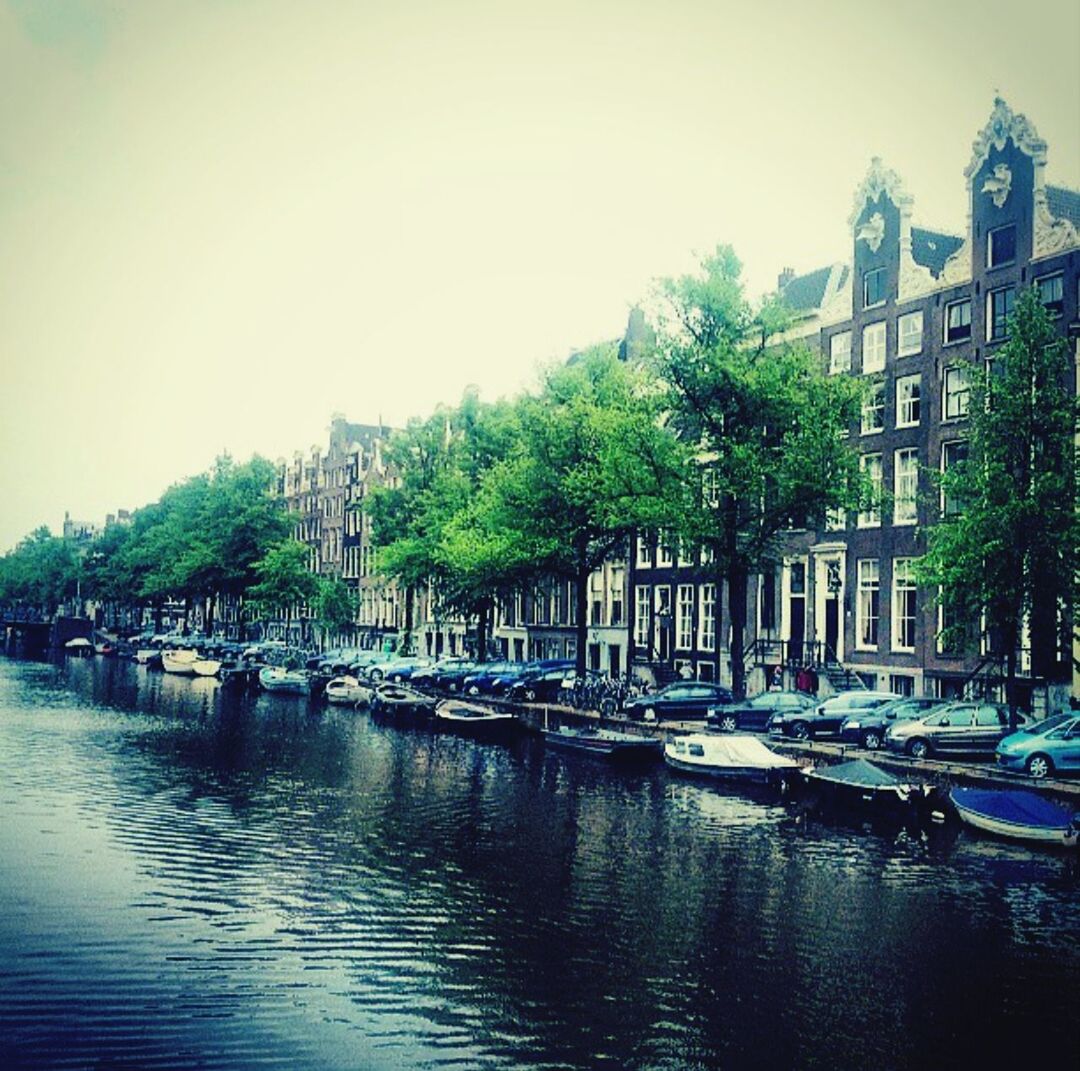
(368, 668), (383, 683)
(863, 730), (882, 750)
(599, 697), (616, 717)
(467, 685), (478, 695)
(719, 714), (738, 733)
(790, 722), (810, 741)
(907, 738), (929, 760)
(1026, 753), (1053, 780)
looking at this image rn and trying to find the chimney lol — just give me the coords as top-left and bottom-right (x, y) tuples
(777, 267), (795, 291)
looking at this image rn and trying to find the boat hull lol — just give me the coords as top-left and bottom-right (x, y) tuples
(258, 668), (311, 695)
(951, 789), (1078, 847)
(542, 729), (661, 760)
(664, 753), (784, 784)
(162, 650), (199, 675)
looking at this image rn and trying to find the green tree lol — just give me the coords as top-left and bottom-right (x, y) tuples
(248, 540), (321, 642)
(0, 527), (79, 614)
(917, 287), (1080, 721)
(653, 245), (867, 699)
(314, 575), (359, 648)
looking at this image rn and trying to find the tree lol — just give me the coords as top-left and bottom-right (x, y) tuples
(917, 287), (1080, 722)
(652, 245), (867, 699)
(248, 540), (321, 643)
(314, 576), (359, 648)
(0, 527), (79, 615)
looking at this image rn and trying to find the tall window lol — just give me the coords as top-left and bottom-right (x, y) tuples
(943, 365), (970, 420)
(634, 586), (650, 647)
(657, 533), (675, 567)
(677, 585), (694, 650)
(760, 571), (776, 631)
(829, 331), (852, 374)
(864, 267), (886, 308)
(941, 440), (968, 517)
(897, 310), (923, 357)
(858, 454), (883, 528)
(892, 559), (917, 651)
(893, 448), (919, 525)
(636, 535), (651, 568)
(610, 568), (625, 626)
(699, 584), (716, 651)
(896, 373), (921, 427)
(1037, 272), (1064, 316)
(987, 286), (1015, 341)
(856, 559), (880, 649)
(862, 322), (886, 373)
(861, 379), (885, 434)
(702, 467), (720, 507)
(944, 298), (972, 343)
(987, 223), (1016, 268)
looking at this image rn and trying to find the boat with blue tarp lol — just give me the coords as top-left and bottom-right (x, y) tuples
(950, 787), (1080, 847)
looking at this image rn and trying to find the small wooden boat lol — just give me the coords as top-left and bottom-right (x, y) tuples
(950, 788), (1079, 848)
(664, 733), (799, 784)
(325, 675), (374, 706)
(258, 666), (312, 695)
(162, 649), (200, 675)
(542, 726), (662, 760)
(192, 658), (222, 677)
(371, 683), (438, 717)
(434, 698), (520, 737)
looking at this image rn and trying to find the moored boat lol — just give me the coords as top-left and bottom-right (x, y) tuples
(258, 666), (312, 695)
(325, 675), (374, 706)
(192, 658), (222, 677)
(162, 648), (200, 675)
(434, 698), (520, 738)
(802, 757), (927, 809)
(664, 733), (799, 784)
(542, 725), (662, 761)
(133, 649), (156, 664)
(950, 787), (1080, 848)
(371, 683), (438, 718)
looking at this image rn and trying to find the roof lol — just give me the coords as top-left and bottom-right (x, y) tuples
(911, 228), (964, 277)
(778, 265), (834, 312)
(1047, 185), (1080, 229)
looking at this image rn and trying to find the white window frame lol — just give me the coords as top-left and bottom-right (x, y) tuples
(634, 586), (650, 647)
(861, 379), (885, 435)
(940, 440), (967, 518)
(676, 584), (694, 650)
(657, 534), (675, 568)
(1036, 272), (1064, 316)
(858, 454), (882, 528)
(636, 535), (651, 568)
(986, 223), (1016, 269)
(862, 321), (886, 373)
(896, 310), (923, 357)
(893, 448), (919, 525)
(892, 559), (917, 652)
(856, 559), (880, 650)
(987, 285), (1015, 342)
(863, 267), (886, 309)
(943, 365), (970, 420)
(699, 583), (716, 651)
(944, 298), (972, 345)
(829, 331), (852, 375)
(896, 373), (921, 428)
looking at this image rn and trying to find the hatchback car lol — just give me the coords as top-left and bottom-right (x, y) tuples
(707, 690), (814, 733)
(623, 682), (733, 722)
(769, 690), (899, 741)
(883, 701), (1032, 759)
(839, 696), (946, 750)
(995, 712), (1080, 779)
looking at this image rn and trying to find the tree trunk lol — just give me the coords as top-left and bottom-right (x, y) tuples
(476, 597), (491, 662)
(206, 594), (216, 638)
(574, 535), (589, 677)
(728, 563), (749, 701)
(403, 586), (414, 654)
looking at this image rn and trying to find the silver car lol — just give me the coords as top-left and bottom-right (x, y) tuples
(883, 701), (1032, 760)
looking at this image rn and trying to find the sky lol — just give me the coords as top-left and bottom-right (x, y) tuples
(1, 0), (1077, 552)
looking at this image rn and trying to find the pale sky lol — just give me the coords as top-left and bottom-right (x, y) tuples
(1, 0), (1077, 551)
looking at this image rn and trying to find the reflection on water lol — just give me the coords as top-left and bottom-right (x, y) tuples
(0, 657), (1077, 1070)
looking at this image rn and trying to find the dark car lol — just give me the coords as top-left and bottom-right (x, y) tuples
(769, 690), (900, 741)
(707, 690), (815, 733)
(508, 666), (593, 703)
(884, 701), (1033, 759)
(838, 696), (946, 750)
(410, 658), (477, 692)
(487, 659), (574, 697)
(461, 661), (521, 695)
(623, 681), (733, 722)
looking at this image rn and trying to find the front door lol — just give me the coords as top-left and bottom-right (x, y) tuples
(825, 598), (839, 657)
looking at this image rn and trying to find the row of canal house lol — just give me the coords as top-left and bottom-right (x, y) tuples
(270, 99), (1078, 707)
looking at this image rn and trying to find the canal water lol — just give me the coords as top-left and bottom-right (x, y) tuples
(0, 657), (1077, 1070)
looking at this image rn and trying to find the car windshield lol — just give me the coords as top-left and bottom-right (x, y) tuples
(1019, 712), (1072, 734)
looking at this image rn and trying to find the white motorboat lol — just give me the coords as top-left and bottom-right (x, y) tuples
(664, 733), (799, 784)
(192, 658), (222, 678)
(258, 666), (311, 695)
(162, 649), (200, 675)
(324, 675), (374, 706)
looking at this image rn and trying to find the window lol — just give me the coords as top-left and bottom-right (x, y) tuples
(864, 267), (886, 308)
(856, 559), (880, 649)
(862, 322), (886, 373)
(987, 224), (1016, 268)
(889, 674), (915, 697)
(861, 379), (885, 434)
(987, 286), (1015, 341)
(829, 331), (852, 374)
(1037, 272), (1064, 316)
(893, 448), (918, 525)
(892, 559), (917, 651)
(941, 440), (968, 517)
(897, 310), (923, 356)
(677, 585), (694, 650)
(702, 467), (720, 507)
(636, 535), (651, 568)
(944, 298), (972, 343)
(858, 454), (883, 528)
(825, 506), (846, 532)
(943, 365), (970, 420)
(896, 374), (921, 427)
(937, 586), (963, 656)
(789, 562), (806, 595)
(699, 583), (716, 651)
(610, 568), (624, 626)
(677, 541), (694, 567)
(760, 571), (776, 631)
(658, 534), (675, 567)
(634, 586), (650, 646)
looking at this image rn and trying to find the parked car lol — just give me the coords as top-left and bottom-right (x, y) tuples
(884, 701), (1033, 759)
(488, 660), (574, 697)
(382, 657), (435, 684)
(507, 667), (608, 704)
(461, 661), (521, 695)
(769, 690), (900, 741)
(995, 712), (1080, 779)
(707, 690), (815, 733)
(410, 658), (477, 692)
(839, 696), (947, 750)
(623, 681), (733, 722)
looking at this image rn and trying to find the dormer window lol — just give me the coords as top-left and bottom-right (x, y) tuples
(863, 267), (887, 309)
(987, 224), (1016, 268)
